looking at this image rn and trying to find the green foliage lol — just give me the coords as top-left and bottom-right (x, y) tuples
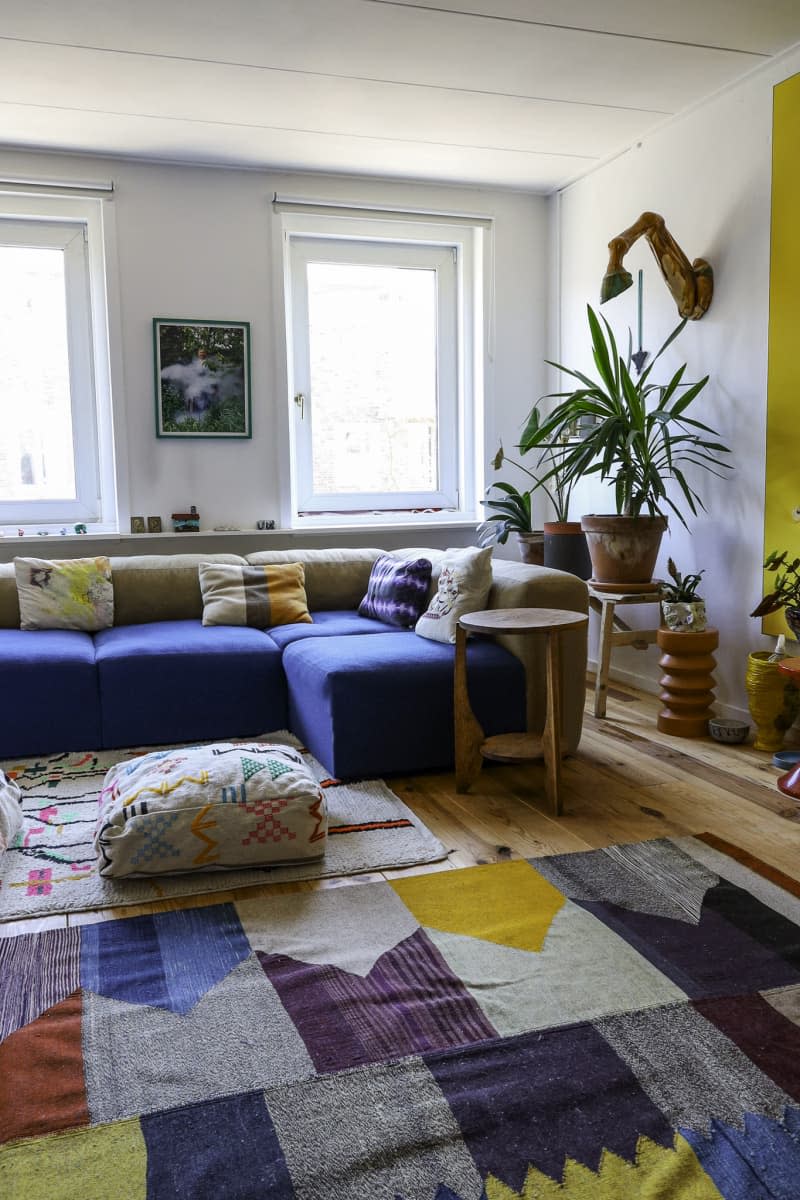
(159, 323), (244, 366)
(479, 438), (575, 547)
(159, 382), (246, 434)
(750, 550), (800, 617)
(518, 305), (731, 527)
(660, 557), (705, 603)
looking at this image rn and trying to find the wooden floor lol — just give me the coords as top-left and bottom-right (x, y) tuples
(6, 676), (800, 938)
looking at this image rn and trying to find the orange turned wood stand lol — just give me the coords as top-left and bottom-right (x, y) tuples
(454, 607), (589, 816)
(656, 626), (719, 737)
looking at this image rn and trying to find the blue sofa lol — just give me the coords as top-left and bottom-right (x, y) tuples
(0, 548), (588, 778)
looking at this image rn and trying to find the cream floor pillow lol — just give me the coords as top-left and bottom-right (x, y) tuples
(0, 770), (23, 854)
(94, 742), (327, 877)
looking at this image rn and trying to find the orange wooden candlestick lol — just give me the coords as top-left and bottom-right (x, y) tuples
(656, 627), (719, 737)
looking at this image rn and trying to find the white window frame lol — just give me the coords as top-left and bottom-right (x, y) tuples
(0, 193), (117, 528)
(280, 212), (482, 527)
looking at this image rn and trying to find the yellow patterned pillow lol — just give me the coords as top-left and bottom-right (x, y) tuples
(199, 561), (312, 628)
(14, 556), (114, 632)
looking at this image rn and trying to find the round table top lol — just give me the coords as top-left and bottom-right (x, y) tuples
(778, 656), (800, 678)
(458, 607), (589, 635)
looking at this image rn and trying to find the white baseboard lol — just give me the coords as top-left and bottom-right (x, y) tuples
(587, 658), (752, 725)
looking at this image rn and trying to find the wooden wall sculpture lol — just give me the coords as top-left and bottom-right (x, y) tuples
(600, 211), (713, 320)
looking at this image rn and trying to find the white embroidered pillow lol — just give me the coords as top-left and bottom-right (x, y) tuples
(415, 546), (493, 644)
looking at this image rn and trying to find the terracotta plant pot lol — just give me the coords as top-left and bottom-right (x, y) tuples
(516, 531), (545, 566)
(543, 521), (592, 579)
(580, 514), (668, 591)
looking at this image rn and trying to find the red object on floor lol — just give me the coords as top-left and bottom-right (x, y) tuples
(777, 763), (800, 797)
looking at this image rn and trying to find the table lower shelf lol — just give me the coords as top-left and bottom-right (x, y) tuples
(479, 733), (568, 763)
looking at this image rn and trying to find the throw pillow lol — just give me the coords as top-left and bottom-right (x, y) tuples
(358, 554), (433, 628)
(415, 545), (493, 644)
(199, 561), (312, 628)
(94, 741), (327, 877)
(0, 769), (22, 854)
(14, 556), (114, 632)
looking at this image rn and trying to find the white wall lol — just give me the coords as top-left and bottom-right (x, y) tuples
(556, 46), (800, 719)
(0, 148), (550, 554)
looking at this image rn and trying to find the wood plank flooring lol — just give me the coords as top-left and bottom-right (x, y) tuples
(5, 677), (800, 935)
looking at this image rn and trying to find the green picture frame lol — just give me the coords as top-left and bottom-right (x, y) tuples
(153, 318), (252, 438)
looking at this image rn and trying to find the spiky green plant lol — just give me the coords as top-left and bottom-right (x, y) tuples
(518, 305), (731, 527)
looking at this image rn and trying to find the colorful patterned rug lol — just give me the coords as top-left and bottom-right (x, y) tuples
(2, 834), (800, 1198)
(0, 733), (447, 921)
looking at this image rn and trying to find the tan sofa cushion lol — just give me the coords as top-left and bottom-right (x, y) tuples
(110, 554), (248, 624)
(246, 548), (383, 611)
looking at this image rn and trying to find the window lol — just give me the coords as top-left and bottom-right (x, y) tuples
(0, 194), (116, 527)
(282, 212), (482, 522)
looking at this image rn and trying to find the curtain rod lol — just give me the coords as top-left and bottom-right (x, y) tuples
(0, 176), (114, 194)
(272, 192), (491, 225)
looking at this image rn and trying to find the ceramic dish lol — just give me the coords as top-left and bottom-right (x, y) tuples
(708, 718), (750, 744)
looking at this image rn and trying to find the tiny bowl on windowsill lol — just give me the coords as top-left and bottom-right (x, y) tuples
(708, 718), (750, 745)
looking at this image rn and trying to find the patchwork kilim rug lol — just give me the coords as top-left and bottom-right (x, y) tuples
(3, 835), (800, 1198)
(0, 733), (447, 922)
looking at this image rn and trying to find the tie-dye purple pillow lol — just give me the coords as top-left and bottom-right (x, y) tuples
(358, 555), (433, 628)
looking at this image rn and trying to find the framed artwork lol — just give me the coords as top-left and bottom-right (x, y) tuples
(146, 516), (162, 533)
(130, 516), (145, 534)
(153, 318), (251, 438)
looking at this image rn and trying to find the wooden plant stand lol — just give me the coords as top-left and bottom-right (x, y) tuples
(454, 607), (588, 816)
(656, 626), (719, 737)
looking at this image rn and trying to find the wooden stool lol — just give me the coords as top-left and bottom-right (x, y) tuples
(454, 607), (588, 816)
(588, 585), (662, 717)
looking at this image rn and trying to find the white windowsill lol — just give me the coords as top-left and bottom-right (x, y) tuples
(0, 518), (479, 548)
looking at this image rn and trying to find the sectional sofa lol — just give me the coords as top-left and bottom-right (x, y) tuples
(0, 547), (588, 778)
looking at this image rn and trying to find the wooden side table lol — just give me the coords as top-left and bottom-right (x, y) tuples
(588, 585), (662, 717)
(454, 607), (588, 816)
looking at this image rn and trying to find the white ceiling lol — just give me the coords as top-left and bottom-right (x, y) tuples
(1, 0), (799, 192)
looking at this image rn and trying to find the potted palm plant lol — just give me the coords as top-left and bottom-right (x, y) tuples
(519, 305), (731, 590)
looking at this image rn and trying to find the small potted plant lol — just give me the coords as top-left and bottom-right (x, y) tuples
(479, 442), (590, 576)
(659, 558), (706, 631)
(750, 550), (800, 639)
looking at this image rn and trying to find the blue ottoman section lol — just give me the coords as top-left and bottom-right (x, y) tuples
(0, 629), (102, 757)
(268, 609), (398, 650)
(283, 632), (527, 778)
(95, 620), (286, 748)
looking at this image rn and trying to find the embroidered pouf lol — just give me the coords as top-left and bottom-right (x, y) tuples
(94, 742), (327, 877)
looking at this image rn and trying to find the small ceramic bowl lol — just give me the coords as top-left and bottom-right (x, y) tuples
(708, 718), (750, 744)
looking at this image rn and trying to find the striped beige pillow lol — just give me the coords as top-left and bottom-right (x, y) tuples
(199, 562), (312, 628)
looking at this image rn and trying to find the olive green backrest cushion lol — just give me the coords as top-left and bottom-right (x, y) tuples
(245, 549), (384, 611)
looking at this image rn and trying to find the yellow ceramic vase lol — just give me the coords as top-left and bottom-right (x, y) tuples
(745, 651), (800, 751)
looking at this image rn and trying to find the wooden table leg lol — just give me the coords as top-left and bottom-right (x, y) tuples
(543, 629), (563, 816)
(594, 598), (616, 718)
(454, 623), (485, 792)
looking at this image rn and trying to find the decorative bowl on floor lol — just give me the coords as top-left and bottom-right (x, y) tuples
(708, 717), (750, 744)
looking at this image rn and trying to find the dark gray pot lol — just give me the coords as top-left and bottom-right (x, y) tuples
(543, 522), (592, 579)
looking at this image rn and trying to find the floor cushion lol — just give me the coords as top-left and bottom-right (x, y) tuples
(94, 620), (286, 749)
(0, 769), (23, 853)
(94, 741), (327, 877)
(0, 629), (102, 757)
(283, 631), (527, 778)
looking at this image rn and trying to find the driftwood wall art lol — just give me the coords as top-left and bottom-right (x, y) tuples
(600, 211), (713, 320)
